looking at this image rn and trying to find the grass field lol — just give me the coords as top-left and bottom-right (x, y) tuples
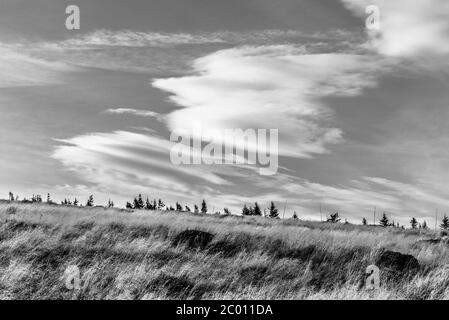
(0, 201), (448, 300)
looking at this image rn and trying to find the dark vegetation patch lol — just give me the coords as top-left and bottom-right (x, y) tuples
(144, 273), (213, 299)
(172, 230), (214, 250)
(149, 249), (187, 268)
(238, 265), (270, 285)
(208, 240), (242, 257)
(127, 224), (170, 241)
(5, 220), (42, 233)
(104, 222), (126, 234)
(375, 249), (421, 283)
(207, 233), (259, 257)
(74, 221), (95, 232)
(61, 222), (94, 242)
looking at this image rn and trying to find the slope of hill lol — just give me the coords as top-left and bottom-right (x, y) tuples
(0, 201), (448, 300)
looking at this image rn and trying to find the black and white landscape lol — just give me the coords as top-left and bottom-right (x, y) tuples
(1, 0), (449, 300)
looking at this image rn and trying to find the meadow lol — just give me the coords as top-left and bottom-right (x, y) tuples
(0, 201), (448, 300)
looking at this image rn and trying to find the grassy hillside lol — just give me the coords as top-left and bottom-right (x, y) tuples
(0, 201), (448, 300)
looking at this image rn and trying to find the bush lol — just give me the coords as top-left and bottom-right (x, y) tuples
(172, 230), (214, 250)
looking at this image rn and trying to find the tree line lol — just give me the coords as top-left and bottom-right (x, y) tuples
(6, 191), (449, 230)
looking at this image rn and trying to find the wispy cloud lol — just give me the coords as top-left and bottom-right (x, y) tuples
(46, 29), (360, 48)
(104, 108), (165, 122)
(0, 46), (78, 88)
(341, 0), (449, 59)
(153, 45), (388, 158)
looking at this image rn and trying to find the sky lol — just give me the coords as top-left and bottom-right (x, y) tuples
(1, 0), (449, 225)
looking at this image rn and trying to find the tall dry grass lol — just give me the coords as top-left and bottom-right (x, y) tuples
(0, 201), (447, 300)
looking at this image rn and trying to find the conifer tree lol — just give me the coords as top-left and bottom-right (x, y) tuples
(145, 197), (152, 210)
(441, 215), (449, 230)
(379, 212), (389, 227)
(194, 204), (199, 213)
(201, 200), (208, 213)
(242, 204), (251, 216)
(362, 218), (368, 225)
(253, 202), (262, 216)
(86, 195), (94, 207)
(292, 211), (298, 220)
(327, 212), (341, 223)
(137, 194), (144, 209)
(176, 202), (183, 211)
(410, 217), (418, 229)
(158, 199), (165, 210)
(268, 201), (279, 218)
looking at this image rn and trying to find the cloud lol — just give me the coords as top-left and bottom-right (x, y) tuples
(47, 29), (358, 48)
(104, 108), (165, 122)
(153, 45), (386, 158)
(0, 46), (77, 88)
(341, 0), (449, 58)
(6, 28), (363, 75)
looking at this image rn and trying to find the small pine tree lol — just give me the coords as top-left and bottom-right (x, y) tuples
(153, 199), (157, 210)
(223, 208), (231, 215)
(362, 218), (367, 225)
(73, 198), (79, 206)
(176, 202), (183, 211)
(126, 202), (133, 209)
(268, 201), (279, 218)
(107, 199), (114, 208)
(379, 212), (389, 227)
(137, 194), (144, 209)
(46, 193), (51, 203)
(194, 204), (199, 213)
(145, 197), (151, 210)
(441, 215), (449, 230)
(422, 221), (429, 230)
(158, 199), (165, 210)
(86, 195), (94, 207)
(201, 200), (207, 214)
(253, 202), (262, 216)
(242, 204), (251, 216)
(292, 211), (298, 220)
(410, 217), (418, 229)
(185, 205), (191, 212)
(327, 212), (341, 223)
